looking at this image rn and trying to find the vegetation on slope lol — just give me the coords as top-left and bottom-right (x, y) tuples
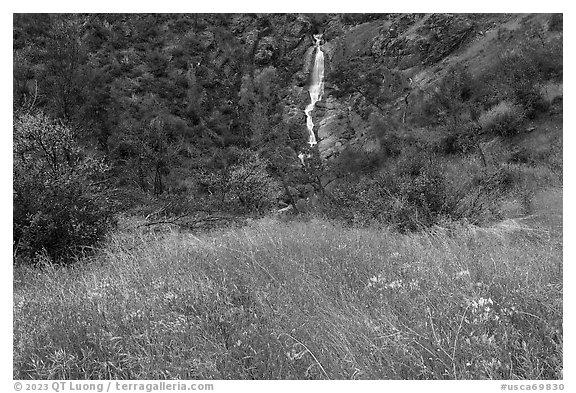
(13, 13), (563, 264)
(13, 13), (563, 380)
(321, 13), (562, 231)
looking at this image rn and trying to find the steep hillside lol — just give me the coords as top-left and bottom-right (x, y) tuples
(13, 13), (563, 262)
(309, 13), (562, 160)
(13, 14), (563, 381)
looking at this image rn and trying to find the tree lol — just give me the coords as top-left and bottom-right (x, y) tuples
(228, 152), (281, 213)
(113, 99), (186, 196)
(239, 66), (283, 149)
(13, 112), (115, 264)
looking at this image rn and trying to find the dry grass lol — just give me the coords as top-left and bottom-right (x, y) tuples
(13, 216), (562, 379)
(478, 101), (526, 136)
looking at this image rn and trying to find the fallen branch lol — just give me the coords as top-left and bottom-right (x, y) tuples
(139, 214), (243, 228)
(139, 213), (189, 227)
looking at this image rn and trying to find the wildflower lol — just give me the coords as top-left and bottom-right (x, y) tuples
(152, 280), (164, 290)
(474, 282), (489, 290)
(286, 347), (306, 361)
(501, 305), (519, 317)
(129, 309), (144, 319)
(366, 274), (384, 288)
(477, 297), (493, 307)
(384, 279), (403, 290)
(87, 290), (103, 300)
(164, 291), (178, 301)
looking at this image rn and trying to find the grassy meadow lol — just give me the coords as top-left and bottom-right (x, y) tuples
(13, 208), (562, 380)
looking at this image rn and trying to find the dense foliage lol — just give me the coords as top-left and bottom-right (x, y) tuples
(323, 14), (562, 229)
(13, 14), (316, 263)
(13, 14), (310, 200)
(12, 14), (563, 381)
(13, 112), (115, 263)
(13, 13), (563, 264)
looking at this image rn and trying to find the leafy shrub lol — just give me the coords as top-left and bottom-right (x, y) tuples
(513, 87), (550, 119)
(321, 151), (514, 231)
(443, 161), (512, 223)
(478, 101), (526, 137)
(481, 37), (560, 118)
(420, 33), (561, 130)
(228, 154), (281, 214)
(548, 14), (563, 32)
(321, 153), (448, 232)
(13, 112), (115, 264)
(439, 122), (480, 155)
(497, 163), (560, 214)
(414, 65), (481, 127)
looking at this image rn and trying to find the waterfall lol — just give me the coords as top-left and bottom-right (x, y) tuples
(304, 34), (325, 147)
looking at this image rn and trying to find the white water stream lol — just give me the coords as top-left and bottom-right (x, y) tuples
(304, 34), (325, 147)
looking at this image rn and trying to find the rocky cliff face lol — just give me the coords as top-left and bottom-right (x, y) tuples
(283, 13), (560, 161)
(177, 13), (560, 173)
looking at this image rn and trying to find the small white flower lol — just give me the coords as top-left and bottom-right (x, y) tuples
(385, 279), (404, 290)
(456, 270), (470, 278)
(478, 297), (493, 307)
(164, 291), (178, 301)
(409, 279), (420, 290)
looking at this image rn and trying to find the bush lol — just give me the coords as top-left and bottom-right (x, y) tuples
(321, 153), (449, 232)
(478, 101), (526, 137)
(439, 122), (480, 155)
(482, 37), (560, 118)
(13, 112), (115, 264)
(228, 154), (281, 214)
(321, 151), (513, 231)
(548, 14), (563, 32)
(415, 65), (481, 127)
(513, 86), (550, 119)
(443, 161), (512, 223)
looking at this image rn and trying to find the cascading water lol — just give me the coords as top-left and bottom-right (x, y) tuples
(304, 34), (325, 147)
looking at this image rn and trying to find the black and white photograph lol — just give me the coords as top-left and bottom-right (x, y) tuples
(12, 9), (564, 386)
